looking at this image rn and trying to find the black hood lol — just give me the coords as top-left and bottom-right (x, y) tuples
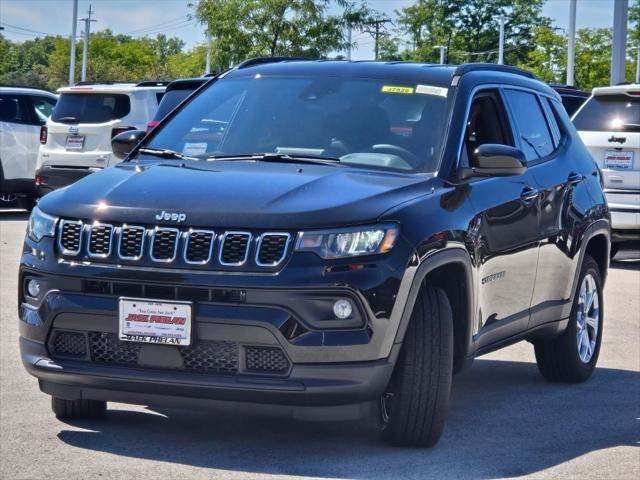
(39, 161), (434, 229)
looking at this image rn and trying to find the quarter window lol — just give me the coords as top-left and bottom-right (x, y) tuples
(504, 90), (555, 161)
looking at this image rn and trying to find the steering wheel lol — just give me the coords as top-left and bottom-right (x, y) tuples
(369, 144), (421, 169)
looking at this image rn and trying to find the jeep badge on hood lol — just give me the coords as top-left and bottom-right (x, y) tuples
(155, 210), (186, 223)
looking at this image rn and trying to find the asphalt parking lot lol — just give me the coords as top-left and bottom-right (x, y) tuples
(0, 209), (638, 480)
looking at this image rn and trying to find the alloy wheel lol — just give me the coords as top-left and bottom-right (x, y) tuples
(576, 273), (599, 363)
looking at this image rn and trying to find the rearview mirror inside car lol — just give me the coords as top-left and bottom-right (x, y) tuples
(112, 130), (146, 160)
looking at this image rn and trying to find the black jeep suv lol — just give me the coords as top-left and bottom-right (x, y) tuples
(19, 59), (610, 447)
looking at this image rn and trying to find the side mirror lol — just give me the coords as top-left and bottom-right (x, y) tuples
(111, 130), (146, 160)
(470, 144), (527, 177)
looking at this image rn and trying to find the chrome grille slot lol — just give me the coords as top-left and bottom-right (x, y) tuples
(150, 228), (179, 262)
(118, 226), (145, 260)
(58, 220), (83, 255)
(184, 230), (215, 264)
(256, 233), (290, 266)
(219, 232), (251, 265)
(87, 223), (113, 257)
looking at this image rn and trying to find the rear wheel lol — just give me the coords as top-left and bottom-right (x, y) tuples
(379, 285), (453, 447)
(534, 254), (603, 383)
(51, 397), (107, 419)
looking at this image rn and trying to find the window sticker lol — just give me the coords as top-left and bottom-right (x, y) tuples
(381, 85), (414, 94)
(182, 142), (208, 156)
(416, 85), (448, 97)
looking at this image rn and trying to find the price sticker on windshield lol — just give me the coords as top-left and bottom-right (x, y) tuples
(381, 85), (414, 94)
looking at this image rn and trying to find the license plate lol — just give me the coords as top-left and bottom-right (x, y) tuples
(65, 135), (85, 151)
(118, 298), (192, 346)
(604, 150), (634, 169)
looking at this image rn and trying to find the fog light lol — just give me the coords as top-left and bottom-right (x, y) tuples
(333, 299), (353, 319)
(27, 279), (40, 297)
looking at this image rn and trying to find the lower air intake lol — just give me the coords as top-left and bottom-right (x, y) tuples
(245, 346), (290, 374)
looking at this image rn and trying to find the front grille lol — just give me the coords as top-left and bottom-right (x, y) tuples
(185, 230), (215, 264)
(51, 331), (87, 357)
(51, 332), (288, 376)
(257, 234), (290, 266)
(220, 232), (251, 265)
(119, 226), (145, 259)
(55, 219), (291, 269)
(182, 341), (238, 373)
(58, 220), (83, 254)
(90, 332), (140, 366)
(88, 223), (113, 257)
(151, 228), (179, 262)
(246, 346), (290, 373)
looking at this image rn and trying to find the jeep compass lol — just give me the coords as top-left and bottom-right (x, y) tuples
(19, 59), (610, 447)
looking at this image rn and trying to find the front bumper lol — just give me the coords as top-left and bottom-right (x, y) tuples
(19, 232), (414, 415)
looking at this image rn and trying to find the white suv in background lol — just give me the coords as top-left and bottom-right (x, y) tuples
(573, 84), (640, 255)
(0, 86), (57, 208)
(36, 81), (166, 196)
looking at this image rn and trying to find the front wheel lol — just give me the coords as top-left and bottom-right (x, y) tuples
(534, 254), (603, 383)
(379, 285), (453, 447)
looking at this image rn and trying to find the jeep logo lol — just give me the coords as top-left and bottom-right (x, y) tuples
(608, 135), (626, 144)
(155, 210), (186, 223)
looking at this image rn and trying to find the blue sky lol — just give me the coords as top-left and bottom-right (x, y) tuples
(0, 0), (624, 60)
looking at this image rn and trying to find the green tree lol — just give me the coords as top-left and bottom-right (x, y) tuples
(519, 25), (567, 84)
(194, 0), (373, 70)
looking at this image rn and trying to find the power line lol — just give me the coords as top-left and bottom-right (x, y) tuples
(0, 22), (57, 36)
(122, 15), (190, 35)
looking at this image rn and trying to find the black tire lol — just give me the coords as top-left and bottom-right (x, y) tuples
(51, 397), (107, 419)
(534, 254), (603, 383)
(379, 285), (453, 447)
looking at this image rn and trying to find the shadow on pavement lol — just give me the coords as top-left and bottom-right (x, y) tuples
(56, 359), (639, 479)
(0, 210), (29, 221)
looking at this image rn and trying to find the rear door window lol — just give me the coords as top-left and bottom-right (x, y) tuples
(504, 89), (555, 161)
(573, 95), (640, 132)
(52, 93), (131, 123)
(30, 96), (57, 125)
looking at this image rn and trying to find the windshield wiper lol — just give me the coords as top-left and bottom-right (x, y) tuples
(138, 147), (197, 161)
(207, 152), (341, 165)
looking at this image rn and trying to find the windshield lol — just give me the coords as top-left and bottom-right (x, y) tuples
(573, 95), (640, 132)
(147, 75), (449, 172)
(52, 93), (131, 124)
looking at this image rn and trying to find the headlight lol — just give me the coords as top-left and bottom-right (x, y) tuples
(295, 224), (398, 259)
(27, 206), (57, 242)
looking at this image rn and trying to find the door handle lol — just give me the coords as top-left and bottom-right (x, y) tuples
(568, 172), (583, 185)
(520, 186), (539, 203)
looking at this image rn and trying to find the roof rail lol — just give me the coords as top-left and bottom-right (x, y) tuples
(135, 80), (171, 87)
(236, 57), (310, 69)
(75, 80), (136, 86)
(454, 63), (537, 80)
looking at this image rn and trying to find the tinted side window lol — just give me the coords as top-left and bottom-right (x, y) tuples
(460, 90), (513, 168)
(0, 95), (29, 124)
(504, 90), (554, 161)
(30, 96), (57, 125)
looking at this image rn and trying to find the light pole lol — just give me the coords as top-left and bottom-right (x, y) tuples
(636, 46), (640, 84)
(611, 0), (628, 85)
(69, 0), (78, 86)
(495, 15), (508, 65)
(566, 0), (577, 86)
(434, 45), (447, 64)
(205, 34), (212, 74)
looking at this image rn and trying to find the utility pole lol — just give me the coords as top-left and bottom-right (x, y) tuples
(434, 45), (447, 64)
(79, 4), (97, 82)
(69, 0), (78, 86)
(346, 24), (352, 60)
(566, 0), (577, 86)
(611, 0), (628, 85)
(636, 46), (640, 84)
(364, 18), (391, 60)
(205, 34), (212, 74)
(494, 15), (508, 65)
